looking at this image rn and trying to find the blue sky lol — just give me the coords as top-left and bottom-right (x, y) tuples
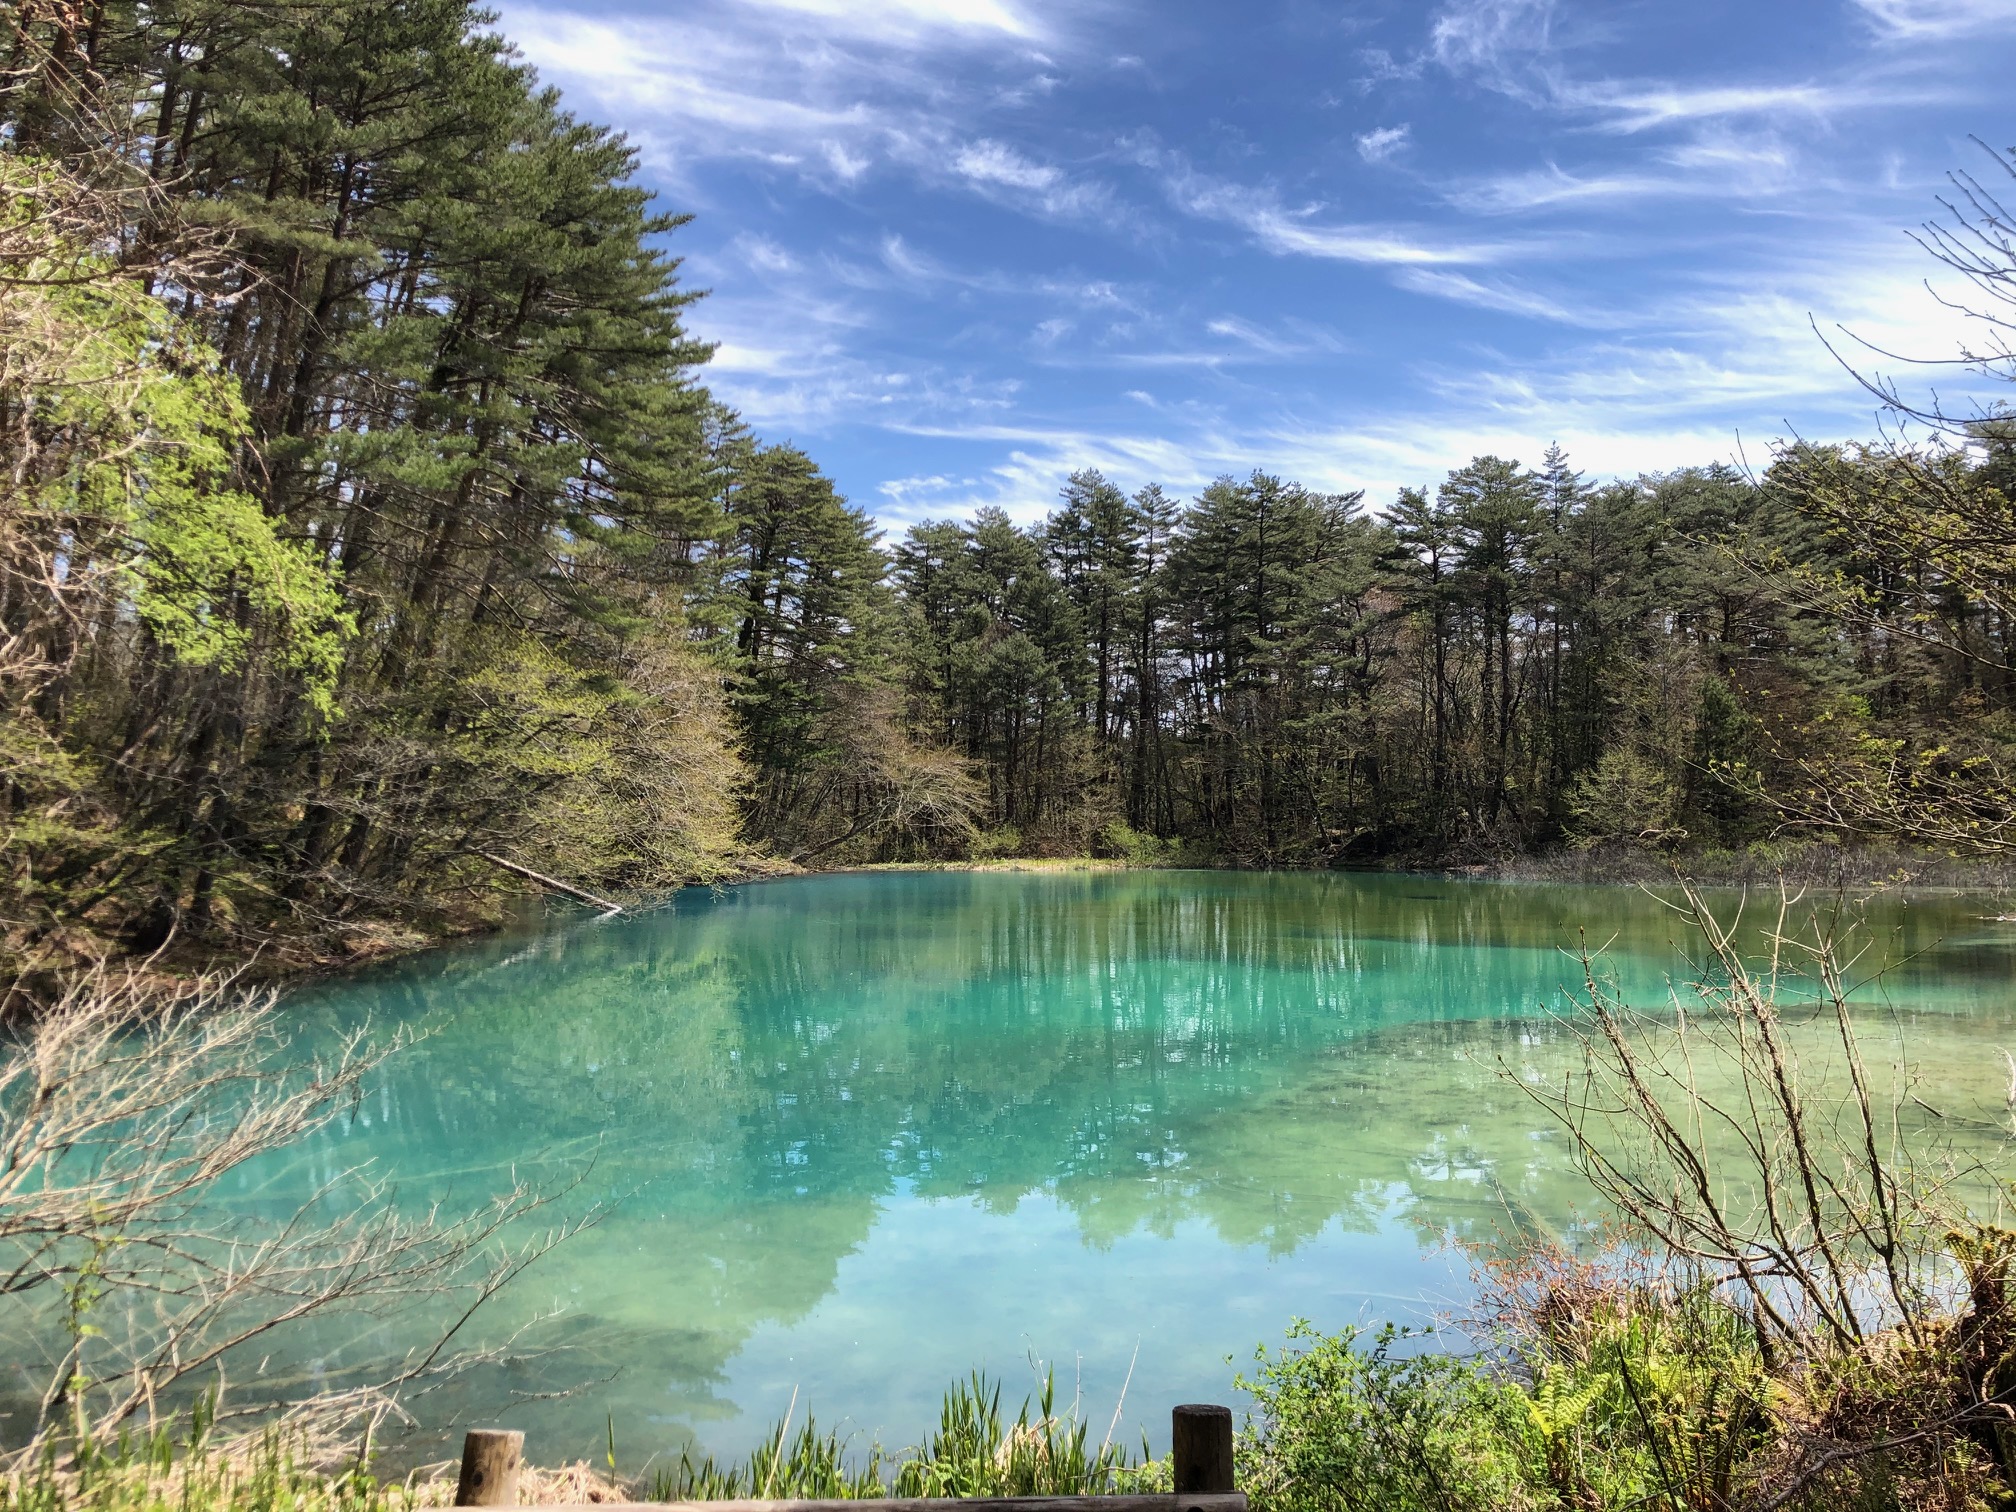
(501, 0), (2016, 527)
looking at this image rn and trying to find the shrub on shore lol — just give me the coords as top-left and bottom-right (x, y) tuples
(1236, 888), (2016, 1512)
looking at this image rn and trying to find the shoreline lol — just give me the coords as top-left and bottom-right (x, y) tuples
(141, 843), (2016, 994)
(805, 845), (2016, 896)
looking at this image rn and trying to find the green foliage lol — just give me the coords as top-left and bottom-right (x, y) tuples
(967, 825), (1027, 861)
(889, 1372), (1146, 1498)
(1237, 1322), (1543, 1512)
(28, 264), (351, 715)
(1235, 1295), (1780, 1512)
(1096, 820), (1180, 867)
(2, 15), (759, 971)
(652, 1418), (888, 1501)
(1565, 749), (1685, 850)
(0, 1424), (399, 1512)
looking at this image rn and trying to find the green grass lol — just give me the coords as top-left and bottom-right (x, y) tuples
(650, 1371), (1159, 1501)
(3, 1371), (1160, 1512)
(0, 1428), (404, 1512)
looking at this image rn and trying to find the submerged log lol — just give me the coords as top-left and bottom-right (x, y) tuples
(475, 851), (625, 914)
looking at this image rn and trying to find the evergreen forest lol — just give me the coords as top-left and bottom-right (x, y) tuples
(6, 0), (2016, 985)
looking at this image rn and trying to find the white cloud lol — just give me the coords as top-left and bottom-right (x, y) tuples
(1417, 0), (1936, 137)
(498, 0), (1085, 204)
(733, 0), (1041, 44)
(1658, 129), (1793, 173)
(708, 341), (802, 375)
(501, 8), (889, 187)
(1249, 213), (1504, 264)
(1354, 46), (1424, 86)
(955, 139), (1063, 191)
(1205, 316), (1347, 357)
(951, 139), (1112, 218)
(823, 142), (873, 181)
(1355, 124), (1411, 163)
(1850, 0), (2016, 39)
(731, 234), (799, 273)
(1429, 0), (1554, 73)
(1559, 79), (1844, 133)
(1445, 164), (1673, 211)
(1405, 236), (2005, 438)
(880, 473), (960, 504)
(869, 236), (1144, 314)
(1154, 155), (1523, 265)
(1393, 269), (1619, 326)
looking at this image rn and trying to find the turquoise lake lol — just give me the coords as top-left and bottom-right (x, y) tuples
(253, 871), (2016, 1469)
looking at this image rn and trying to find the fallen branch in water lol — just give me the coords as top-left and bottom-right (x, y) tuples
(474, 852), (626, 915)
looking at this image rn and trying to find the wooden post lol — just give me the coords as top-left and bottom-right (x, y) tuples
(456, 1428), (524, 1507)
(1171, 1404), (1234, 1495)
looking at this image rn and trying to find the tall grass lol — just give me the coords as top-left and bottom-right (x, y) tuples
(651, 1370), (1157, 1501)
(0, 1425), (400, 1512)
(3, 1370), (1159, 1511)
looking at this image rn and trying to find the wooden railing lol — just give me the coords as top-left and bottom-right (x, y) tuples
(453, 1405), (1243, 1512)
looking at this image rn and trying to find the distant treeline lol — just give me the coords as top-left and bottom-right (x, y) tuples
(745, 440), (2016, 869)
(4, 0), (2013, 979)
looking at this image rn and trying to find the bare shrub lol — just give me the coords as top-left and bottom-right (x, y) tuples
(0, 960), (585, 1458)
(1507, 885), (2016, 1507)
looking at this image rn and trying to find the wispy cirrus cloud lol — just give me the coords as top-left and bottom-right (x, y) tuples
(1204, 316), (1348, 358)
(1150, 151), (1528, 265)
(1444, 133), (1799, 213)
(951, 139), (1112, 219)
(1418, 0), (1954, 138)
(1392, 269), (1622, 326)
(499, 0), (1085, 200)
(1444, 164), (1674, 212)
(956, 139), (1067, 190)
(1428, 0), (1554, 76)
(1659, 130), (1794, 174)
(1355, 124), (1411, 163)
(1850, 0), (2016, 40)
(736, 0), (1044, 43)
(1556, 78), (1913, 133)
(870, 235), (1139, 312)
(502, 0), (2016, 540)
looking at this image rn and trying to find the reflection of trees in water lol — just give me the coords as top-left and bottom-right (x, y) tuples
(257, 874), (2006, 1456)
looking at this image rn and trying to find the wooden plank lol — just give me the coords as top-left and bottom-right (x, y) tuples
(517, 1501), (1249, 1512)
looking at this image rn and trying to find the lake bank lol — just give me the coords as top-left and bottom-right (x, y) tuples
(824, 841), (2016, 894)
